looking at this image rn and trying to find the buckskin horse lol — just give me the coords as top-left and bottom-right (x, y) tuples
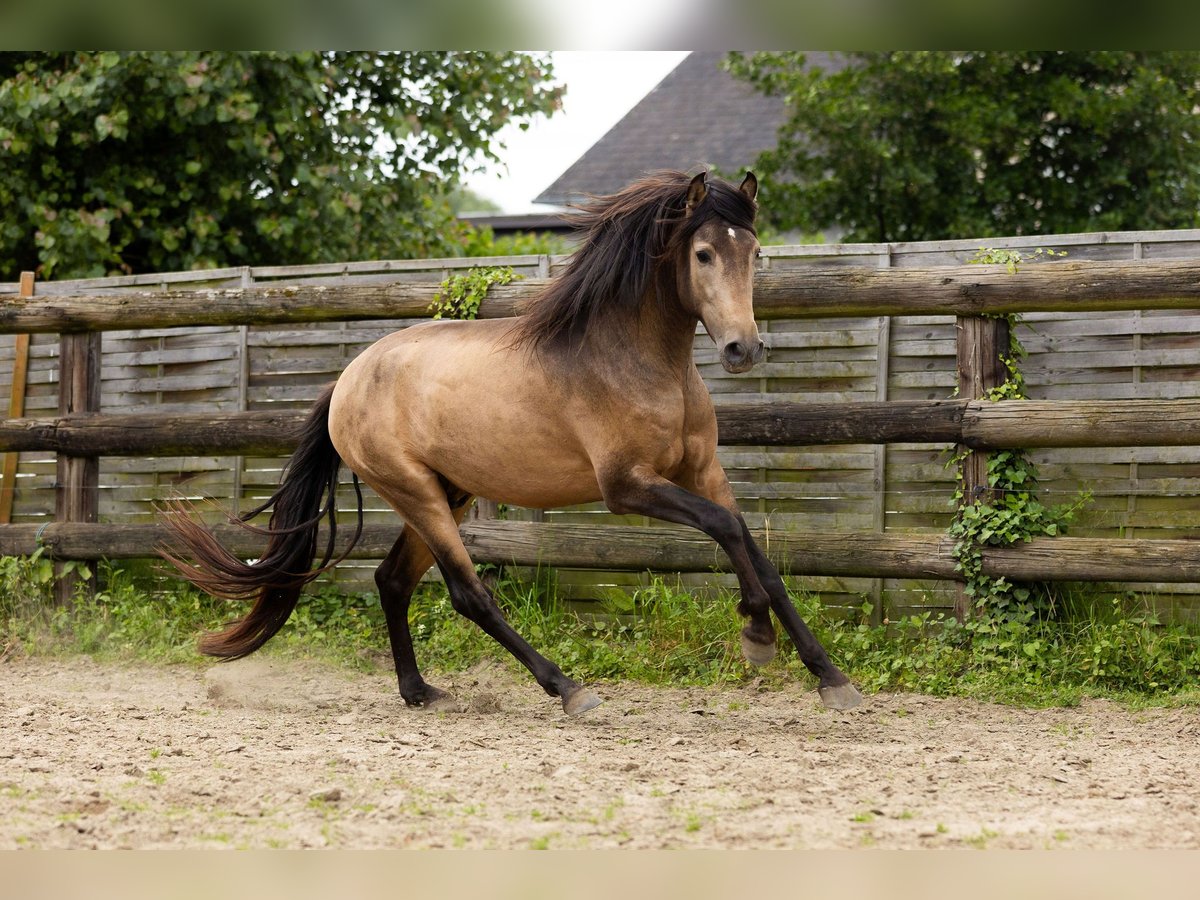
(162, 170), (863, 715)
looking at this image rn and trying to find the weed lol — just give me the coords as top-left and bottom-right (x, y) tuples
(964, 827), (999, 850)
(3, 558), (1200, 709)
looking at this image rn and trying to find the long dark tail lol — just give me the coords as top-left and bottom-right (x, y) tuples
(159, 384), (363, 659)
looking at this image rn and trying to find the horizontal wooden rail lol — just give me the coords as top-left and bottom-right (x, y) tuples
(1, 520), (1198, 584)
(2, 258), (1199, 333)
(720, 398), (1200, 448)
(2, 399), (1199, 456)
(0, 411), (305, 456)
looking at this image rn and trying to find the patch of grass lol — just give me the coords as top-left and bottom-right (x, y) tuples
(4, 559), (1200, 709)
(964, 827), (1000, 850)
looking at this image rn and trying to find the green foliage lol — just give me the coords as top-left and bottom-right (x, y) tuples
(429, 265), (521, 320)
(457, 225), (572, 259)
(948, 451), (1090, 618)
(0, 52), (562, 279)
(968, 246), (1067, 274)
(4, 560), (1200, 706)
(728, 51), (1200, 242)
(2, 557), (226, 659)
(406, 574), (749, 685)
(944, 248), (1088, 618)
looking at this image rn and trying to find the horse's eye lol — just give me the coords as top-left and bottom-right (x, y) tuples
(696, 250), (712, 265)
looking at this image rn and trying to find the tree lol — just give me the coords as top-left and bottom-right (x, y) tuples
(728, 51), (1200, 242)
(0, 52), (561, 279)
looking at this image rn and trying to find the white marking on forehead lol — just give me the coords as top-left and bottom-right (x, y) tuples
(727, 227), (736, 239)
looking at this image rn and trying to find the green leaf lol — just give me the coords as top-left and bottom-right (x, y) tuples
(0, 52), (562, 278)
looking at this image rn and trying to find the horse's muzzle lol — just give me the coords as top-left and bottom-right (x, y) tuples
(720, 339), (765, 374)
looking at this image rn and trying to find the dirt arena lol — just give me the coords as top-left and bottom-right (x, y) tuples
(2, 655), (1198, 849)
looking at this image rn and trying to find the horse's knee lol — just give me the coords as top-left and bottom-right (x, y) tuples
(374, 567), (414, 608)
(448, 582), (494, 622)
(374, 567), (397, 595)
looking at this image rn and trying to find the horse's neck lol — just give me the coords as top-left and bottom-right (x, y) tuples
(546, 291), (698, 385)
(624, 292), (700, 376)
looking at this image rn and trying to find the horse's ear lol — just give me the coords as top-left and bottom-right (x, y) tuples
(685, 171), (708, 215)
(739, 171), (758, 203)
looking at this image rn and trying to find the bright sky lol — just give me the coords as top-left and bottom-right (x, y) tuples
(461, 51), (689, 214)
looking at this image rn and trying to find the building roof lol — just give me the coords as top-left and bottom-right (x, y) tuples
(534, 51), (845, 208)
(459, 212), (572, 235)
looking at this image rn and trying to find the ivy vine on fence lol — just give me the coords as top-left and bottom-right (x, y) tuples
(950, 248), (1089, 620)
(429, 265), (522, 320)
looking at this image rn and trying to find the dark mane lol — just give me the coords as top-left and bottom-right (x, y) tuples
(513, 171), (757, 352)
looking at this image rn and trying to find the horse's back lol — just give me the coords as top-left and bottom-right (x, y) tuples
(328, 319), (603, 508)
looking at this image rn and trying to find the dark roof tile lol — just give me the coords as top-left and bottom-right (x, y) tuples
(535, 51), (844, 206)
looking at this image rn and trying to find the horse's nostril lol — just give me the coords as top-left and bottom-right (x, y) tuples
(725, 341), (746, 361)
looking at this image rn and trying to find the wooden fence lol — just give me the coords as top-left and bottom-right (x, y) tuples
(2, 229), (1200, 617)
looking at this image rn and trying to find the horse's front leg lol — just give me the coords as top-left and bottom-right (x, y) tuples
(600, 463), (778, 665)
(736, 520), (862, 710)
(655, 458), (861, 711)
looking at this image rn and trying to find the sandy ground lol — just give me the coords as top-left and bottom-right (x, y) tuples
(2, 655), (1199, 850)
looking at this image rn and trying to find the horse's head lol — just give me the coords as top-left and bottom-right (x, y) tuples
(677, 171), (764, 374)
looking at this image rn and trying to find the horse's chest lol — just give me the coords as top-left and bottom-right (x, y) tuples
(634, 405), (709, 479)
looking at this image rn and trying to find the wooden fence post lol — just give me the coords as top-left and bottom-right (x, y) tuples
(954, 315), (1010, 622)
(0, 272), (34, 524)
(55, 329), (102, 603)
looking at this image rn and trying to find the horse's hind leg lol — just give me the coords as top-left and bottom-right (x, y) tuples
(376, 526), (455, 708)
(377, 487), (476, 708)
(376, 473), (602, 716)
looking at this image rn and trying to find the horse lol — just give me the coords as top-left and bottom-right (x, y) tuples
(161, 170), (863, 715)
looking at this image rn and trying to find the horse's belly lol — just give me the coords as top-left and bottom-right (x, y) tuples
(424, 412), (604, 509)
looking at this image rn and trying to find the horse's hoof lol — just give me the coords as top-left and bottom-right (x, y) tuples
(562, 687), (603, 716)
(818, 681), (863, 710)
(407, 686), (458, 712)
(740, 631), (777, 667)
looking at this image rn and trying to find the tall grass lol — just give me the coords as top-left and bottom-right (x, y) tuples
(3, 556), (1200, 707)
